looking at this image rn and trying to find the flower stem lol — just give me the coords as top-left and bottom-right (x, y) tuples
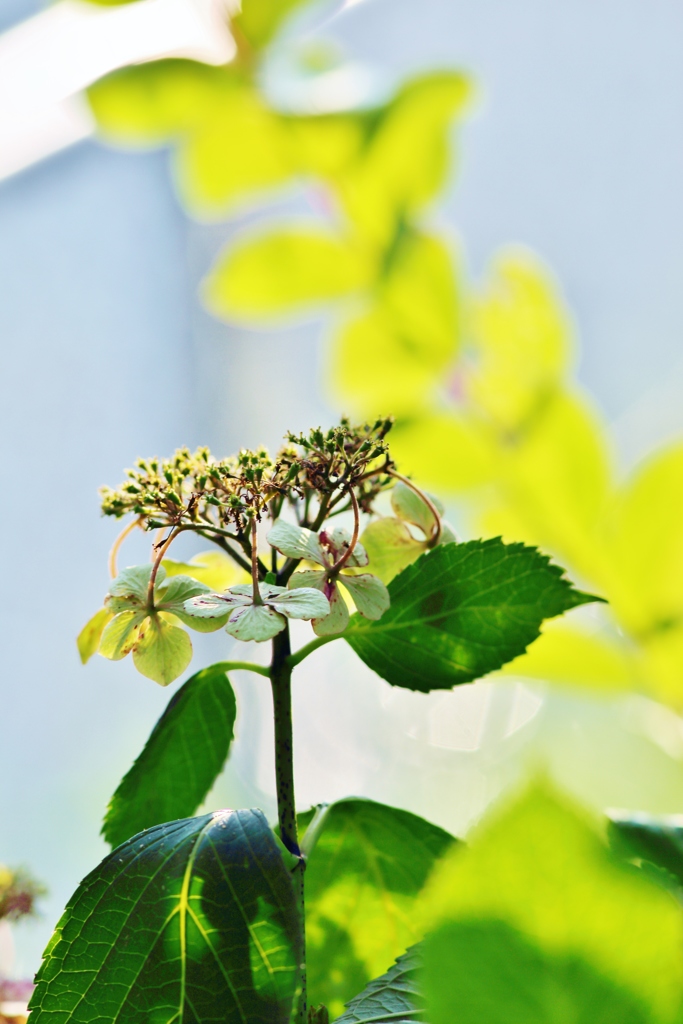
(108, 518), (142, 578)
(330, 488), (360, 574)
(250, 518), (263, 604)
(389, 469), (442, 547)
(286, 633), (341, 670)
(270, 625), (306, 1022)
(147, 526), (182, 606)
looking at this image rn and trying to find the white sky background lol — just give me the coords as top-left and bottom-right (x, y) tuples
(2, 0), (683, 979)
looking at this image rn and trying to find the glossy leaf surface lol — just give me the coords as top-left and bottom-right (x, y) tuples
(610, 813), (683, 890)
(103, 664), (237, 849)
(335, 946), (422, 1024)
(30, 811), (301, 1024)
(300, 798), (454, 1017)
(345, 539), (598, 691)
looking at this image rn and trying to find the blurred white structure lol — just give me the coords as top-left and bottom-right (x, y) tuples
(0, 0), (234, 181)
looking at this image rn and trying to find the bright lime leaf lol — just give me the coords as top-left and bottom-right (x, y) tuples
(77, 607), (113, 664)
(345, 539), (599, 692)
(103, 664), (237, 849)
(423, 919), (653, 1024)
(233, 0), (312, 49)
(29, 811), (301, 1024)
(335, 946), (422, 1024)
(88, 60), (227, 142)
(300, 797), (455, 1017)
(163, 550), (246, 591)
(132, 614), (193, 685)
(338, 73), (470, 245)
(204, 228), (372, 325)
(420, 785), (683, 1024)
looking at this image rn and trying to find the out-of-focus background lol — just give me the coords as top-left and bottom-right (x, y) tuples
(2, 0), (683, 977)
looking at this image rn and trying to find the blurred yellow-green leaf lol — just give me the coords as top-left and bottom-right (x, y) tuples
(420, 785), (683, 1023)
(204, 227), (373, 323)
(77, 607), (114, 665)
(162, 550), (247, 591)
(233, 0), (313, 50)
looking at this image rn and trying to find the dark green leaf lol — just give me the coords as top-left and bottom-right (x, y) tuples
(345, 539), (600, 692)
(300, 798), (455, 1017)
(609, 813), (683, 891)
(29, 811), (302, 1024)
(422, 919), (652, 1024)
(103, 663), (237, 849)
(335, 946), (423, 1024)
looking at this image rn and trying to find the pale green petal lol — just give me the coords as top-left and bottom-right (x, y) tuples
(183, 592), (250, 618)
(225, 603), (286, 642)
(391, 480), (444, 538)
(109, 564), (163, 604)
(269, 587), (330, 621)
(287, 569), (327, 592)
(156, 574), (210, 611)
(440, 521), (458, 544)
(321, 526), (369, 568)
(313, 583), (350, 636)
(77, 607), (114, 665)
(99, 611), (147, 661)
(339, 572), (390, 621)
(132, 616), (193, 686)
(267, 519), (324, 564)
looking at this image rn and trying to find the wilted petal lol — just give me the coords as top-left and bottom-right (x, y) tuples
(267, 520), (324, 564)
(99, 610), (147, 660)
(132, 615), (193, 686)
(156, 574), (210, 611)
(269, 587), (330, 621)
(183, 592), (250, 619)
(339, 572), (390, 621)
(319, 527), (369, 568)
(289, 570), (348, 635)
(391, 480), (443, 539)
(225, 603), (286, 642)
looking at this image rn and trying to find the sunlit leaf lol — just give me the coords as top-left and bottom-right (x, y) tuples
(300, 798), (454, 1017)
(328, 232), (459, 417)
(420, 785), (683, 1024)
(467, 250), (574, 431)
(338, 73), (471, 245)
(360, 518), (427, 585)
(77, 607), (113, 665)
(103, 663), (237, 849)
(99, 609), (146, 660)
(497, 617), (640, 693)
(132, 615), (193, 685)
(204, 227), (373, 324)
(335, 946), (422, 1024)
(29, 811), (301, 1023)
(346, 540), (599, 692)
(163, 550), (247, 591)
(388, 412), (495, 491)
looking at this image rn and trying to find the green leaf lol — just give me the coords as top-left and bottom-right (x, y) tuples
(103, 664), (237, 849)
(345, 539), (600, 692)
(609, 813), (683, 890)
(419, 785), (683, 1024)
(77, 607), (113, 664)
(203, 227), (372, 325)
(29, 811), (302, 1024)
(300, 798), (455, 1018)
(335, 946), (422, 1024)
(132, 614), (193, 685)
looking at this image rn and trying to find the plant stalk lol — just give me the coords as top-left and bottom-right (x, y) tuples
(270, 625), (306, 1022)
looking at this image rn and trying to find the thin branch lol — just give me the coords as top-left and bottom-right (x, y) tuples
(147, 526), (182, 606)
(108, 517), (142, 578)
(213, 659), (271, 679)
(329, 488), (360, 574)
(300, 804), (331, 861)
(388, 469), (442, 547)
